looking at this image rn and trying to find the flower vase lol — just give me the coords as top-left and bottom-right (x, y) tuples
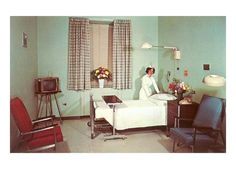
(98, 79), (104, 88)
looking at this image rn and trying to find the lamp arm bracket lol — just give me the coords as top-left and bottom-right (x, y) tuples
(163, 46), (178, 50)
(153, 45), (178, 50)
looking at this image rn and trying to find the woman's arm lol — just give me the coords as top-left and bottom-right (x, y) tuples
(151, 77), (160, 93)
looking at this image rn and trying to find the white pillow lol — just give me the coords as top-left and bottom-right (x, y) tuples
(150, 93), (177, 101)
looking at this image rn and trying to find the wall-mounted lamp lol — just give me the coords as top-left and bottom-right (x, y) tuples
(141, 42), (181, 59)
(202, 74), (225, 87)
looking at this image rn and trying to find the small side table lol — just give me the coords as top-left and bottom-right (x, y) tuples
(102, 95), (127, 141)
(36, 91), (62, 123)
(167, 100), (199, 135)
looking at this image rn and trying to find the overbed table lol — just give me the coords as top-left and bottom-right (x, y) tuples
(102, 95), (127, 141)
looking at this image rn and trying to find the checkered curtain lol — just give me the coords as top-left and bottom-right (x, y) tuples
(68, 17), (91, 90)
(112, 19), (132, 89)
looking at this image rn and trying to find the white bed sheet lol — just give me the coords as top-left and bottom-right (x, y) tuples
(94, 98), (167, 130)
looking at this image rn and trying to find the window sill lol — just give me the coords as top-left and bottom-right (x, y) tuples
(91, 80), (113, 88)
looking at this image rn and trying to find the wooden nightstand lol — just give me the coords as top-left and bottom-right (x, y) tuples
(167, 100), (199, 133)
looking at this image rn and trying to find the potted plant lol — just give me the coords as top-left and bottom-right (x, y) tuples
(168, 78), (194, 101)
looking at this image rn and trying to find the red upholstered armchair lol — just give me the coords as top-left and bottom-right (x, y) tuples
(10, 97), (63, 152)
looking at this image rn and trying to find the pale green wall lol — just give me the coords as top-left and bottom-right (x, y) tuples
(12, 16), (225, 118)
(10, 16), (226, 150)
(10, 16), (38, 151)
(158, 16), (226, 102)
(37, 16), (158, 116)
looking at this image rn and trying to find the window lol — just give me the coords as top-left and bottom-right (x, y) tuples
(90, 22), (113, 88)
(68, 18), (131, 90)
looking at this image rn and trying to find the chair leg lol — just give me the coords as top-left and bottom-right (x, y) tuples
(173, 139), (176, 152)
(191, 145), (195, 152)
(53, 126), (57, 151)
(192, 128), (197, 152)
(214, 132), (219, 144)
(220, 131), (226, 146)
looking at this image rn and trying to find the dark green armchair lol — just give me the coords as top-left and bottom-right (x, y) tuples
(170, 95), (225, 152)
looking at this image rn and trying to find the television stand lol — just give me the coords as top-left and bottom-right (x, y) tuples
(36, 91), (62, 123)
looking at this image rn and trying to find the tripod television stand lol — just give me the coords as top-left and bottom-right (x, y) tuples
(36, 91), (62, 123)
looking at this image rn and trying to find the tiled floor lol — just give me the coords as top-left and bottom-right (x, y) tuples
(14, 118), (225, 153)
(55, 118), (191, 153)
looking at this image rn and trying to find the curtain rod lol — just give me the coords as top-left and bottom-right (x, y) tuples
(89, 20), (113, 25)
(69, 17), (113, 25)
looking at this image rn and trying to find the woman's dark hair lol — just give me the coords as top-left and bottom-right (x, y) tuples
(146, 67), (155, 74)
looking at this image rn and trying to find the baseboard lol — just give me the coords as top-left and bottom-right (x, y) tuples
(57, 115), (90, 120)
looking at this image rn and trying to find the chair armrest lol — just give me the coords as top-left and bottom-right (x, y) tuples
(21, 124), (58, 136)
(32, 115), (55, 124)
(174, 117), (194, 128)
(37, 115), (56, 119)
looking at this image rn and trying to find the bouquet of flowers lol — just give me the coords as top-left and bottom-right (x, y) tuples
(168, 78), (191, 94)
(91, 67), (112, 81)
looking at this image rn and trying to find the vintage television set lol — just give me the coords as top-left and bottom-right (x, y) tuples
(35, 77), (60, 94)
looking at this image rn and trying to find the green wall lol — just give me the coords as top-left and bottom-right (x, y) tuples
(11, 16), (226, 118)
(158, 16), (226, 102)
(37, 16), (158, 116)
(10, 16), (226, 150)
(10, 16), (38, 151)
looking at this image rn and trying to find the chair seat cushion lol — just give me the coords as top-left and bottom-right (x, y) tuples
(28, 125), (63, 149)
(170, 128), (215, 146)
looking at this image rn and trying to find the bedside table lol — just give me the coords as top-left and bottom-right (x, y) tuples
(167, 100), (199, 133)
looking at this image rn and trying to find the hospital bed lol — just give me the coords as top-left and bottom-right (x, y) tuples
(89, 93), (176, 139)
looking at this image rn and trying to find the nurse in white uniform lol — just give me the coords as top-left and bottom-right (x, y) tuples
(139, 67), (160, 100)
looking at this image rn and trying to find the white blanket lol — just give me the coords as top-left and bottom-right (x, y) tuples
(94, 98), (168, 130)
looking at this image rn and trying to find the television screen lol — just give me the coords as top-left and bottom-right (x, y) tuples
(43, 79), (57, 92)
